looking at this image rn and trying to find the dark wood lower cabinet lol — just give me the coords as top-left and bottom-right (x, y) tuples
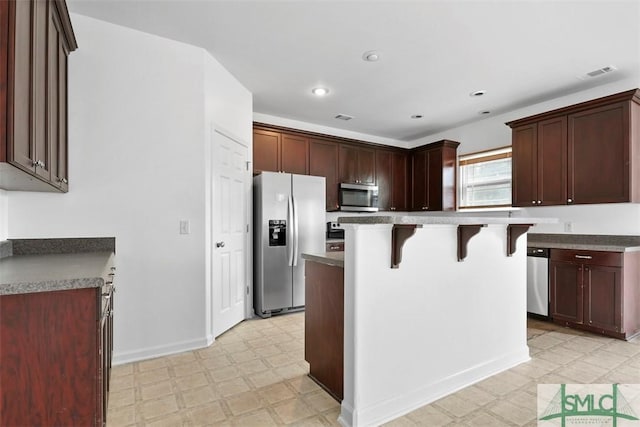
(0, 286), (113, 426)
(550, 249), (637, 340)
(305, 260), (344, 401)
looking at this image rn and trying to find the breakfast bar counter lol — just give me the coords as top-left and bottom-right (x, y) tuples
(326, 214), (553, 427)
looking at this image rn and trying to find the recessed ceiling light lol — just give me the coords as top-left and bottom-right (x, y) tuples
(362, 50), (380, 62)
(470, 90), (486, 97)
(411, 114), (423, 119)
(312, 87), (329, 96)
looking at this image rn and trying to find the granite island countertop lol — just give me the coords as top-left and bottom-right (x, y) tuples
(0, 237), (116, 295)
(337, 215), (556, 225)
(528, 233), (640, 252)
(301, 252), (344, 268)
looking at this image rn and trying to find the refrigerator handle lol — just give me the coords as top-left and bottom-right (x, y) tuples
(287, 194), (294, 267)
(293, 196), (299, 266)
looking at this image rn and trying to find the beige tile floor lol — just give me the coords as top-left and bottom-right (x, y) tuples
(107, 314), (640, 426)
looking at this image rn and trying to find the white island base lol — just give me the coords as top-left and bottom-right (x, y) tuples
(336, 218), (546, 427)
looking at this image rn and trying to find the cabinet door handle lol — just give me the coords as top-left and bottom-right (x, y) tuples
(537, 200), (542, 204)
(567, 198), (573, 203)
(532, 201), (536, 205)
(575, 255), (592, 259)
(216, 241), (225, 248)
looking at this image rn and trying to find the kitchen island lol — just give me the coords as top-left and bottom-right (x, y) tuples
(304, 215), (553, 427)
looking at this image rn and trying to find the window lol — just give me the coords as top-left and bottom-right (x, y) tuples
(459, 147), (512, 208)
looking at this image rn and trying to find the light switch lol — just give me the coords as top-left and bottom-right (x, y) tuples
(180, 220), (190, 235)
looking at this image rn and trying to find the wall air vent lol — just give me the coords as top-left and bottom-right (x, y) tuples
(335, 114), (354, 121)
(579, 65), (617, 79)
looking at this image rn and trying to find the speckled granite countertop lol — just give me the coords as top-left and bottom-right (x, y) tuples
(528, 233), (640, 252)
(301, 252), (344, 268)
(1, 252), (115, 295)
(337, 215), (556, 225)
(0, 237), (116, 295)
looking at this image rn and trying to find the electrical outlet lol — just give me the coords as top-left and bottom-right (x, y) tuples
(180, 220), (190, 235)
(564, 222), (573, 232)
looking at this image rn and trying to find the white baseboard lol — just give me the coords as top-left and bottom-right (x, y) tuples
(112, 336), (210, 366)
(341, 347), (530, 427)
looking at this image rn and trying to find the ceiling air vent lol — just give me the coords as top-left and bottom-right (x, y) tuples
(580, 65), (617, 79)
(335, 114), (354, 121)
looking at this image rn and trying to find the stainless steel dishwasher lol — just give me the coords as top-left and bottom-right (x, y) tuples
(527, 247), (550, 317)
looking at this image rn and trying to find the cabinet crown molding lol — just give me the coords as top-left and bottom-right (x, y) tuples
(506, 88), (640, 128)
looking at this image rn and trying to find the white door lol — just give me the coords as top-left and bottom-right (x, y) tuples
(212, 129), (248, 337)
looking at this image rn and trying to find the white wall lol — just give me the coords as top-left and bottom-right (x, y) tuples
(6, 15), (252, 364)
(203, 52), (253, 339)
(0, 190), (7, 240)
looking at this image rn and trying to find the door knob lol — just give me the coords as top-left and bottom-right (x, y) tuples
(216, 241), (225, 248)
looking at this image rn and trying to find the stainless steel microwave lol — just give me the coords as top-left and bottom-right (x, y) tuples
(339, 183), (379, 212)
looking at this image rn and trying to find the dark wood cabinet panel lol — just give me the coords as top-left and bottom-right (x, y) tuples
(358, 147), (375, 185)
(339, 144), (375, 185)
(305, 260), (344, 401)
(550, 261), (583, 324)
(391, 151), (408, 211)
(513, 118), (567, 207)
(339, 144), (358, 184)
(281, 134), (308, 175)
(511, 124), (537, 207)
(253, 129), (280, 174)
(1, 0), (76, 192)
(509, 89), (640, 207)
(585, 265), (621, 332)
(537, 116), (567, 205)
(309, 138), (339, 211)
(411, 140), (458, 211)
(253, 129), (309, 175)
(569, 102), (629, 204)
(0, 287), (112, 426)
(550, 249), (638, 340)
(375, 149), (392, 211)
(375, 149), (408, 212)
(33, 0), (49, 180)
(7, 0), (34, 172)
(411, 149), (427, 211)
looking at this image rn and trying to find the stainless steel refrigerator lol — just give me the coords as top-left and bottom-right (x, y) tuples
(253, 172), (326, 318)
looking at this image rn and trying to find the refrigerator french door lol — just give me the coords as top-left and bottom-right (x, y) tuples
(254, 172), (326, 318)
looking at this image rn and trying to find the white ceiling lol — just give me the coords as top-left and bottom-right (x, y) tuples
(67, 1), (640, 142)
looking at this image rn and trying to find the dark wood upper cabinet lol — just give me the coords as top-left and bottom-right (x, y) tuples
(511, 124), (537, 207)
(252, 124), (425, 213)
(508, 89), (640, 207)
(512, 117), (567, 207)
(569, 102), (629, 204)
(339, 144), (375, 185)
(391, 151), (408, 211)
(252, 129), (280, 174)
(411, 140), (459, 211)
(309, 138), (339, 211)
(374, 149), (392, 211)
(253, 128), (310, 175)
(281, 134), (309, 175)
(0, 0), (76, 192)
